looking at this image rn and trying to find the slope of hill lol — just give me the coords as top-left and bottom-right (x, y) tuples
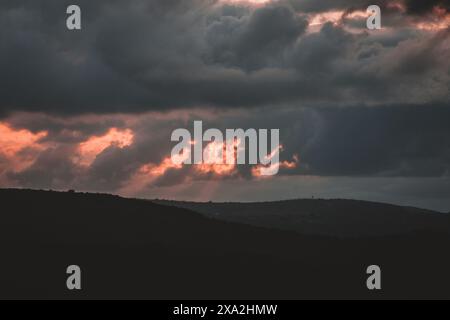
(155, 199), (450, 237)
(0, 189), (449, 299)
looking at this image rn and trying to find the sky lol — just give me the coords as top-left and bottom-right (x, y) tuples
(0, 0), (449, 211)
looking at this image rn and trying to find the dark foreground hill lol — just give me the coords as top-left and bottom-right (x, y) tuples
(155, 199), (450, 237)
(0, 189), (449, 299)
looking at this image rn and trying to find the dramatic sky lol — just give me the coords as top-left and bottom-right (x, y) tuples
(1, 0), (449, 211)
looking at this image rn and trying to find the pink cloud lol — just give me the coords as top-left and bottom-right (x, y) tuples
(75, 128), (134, 167)
(0, 122), (48, 173)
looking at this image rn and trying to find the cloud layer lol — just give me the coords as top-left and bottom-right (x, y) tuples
(0, 0), (448, 115)
(1, 105), (449, 193)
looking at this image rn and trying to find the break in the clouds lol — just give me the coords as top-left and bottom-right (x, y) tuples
(0, 0), (449, 210)
(1, 105), (449, 207)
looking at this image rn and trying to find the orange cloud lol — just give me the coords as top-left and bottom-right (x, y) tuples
(416, 7), (450, 31)
(0, 122), (48, 172)
(75, 128), (134, 166)
(128, 139), (238, 190)
(140, 157), (184, 178)
(121, 139), (299, 196)
(252, 154), (299, 178)
(119, 155), (184, 196)
(0, 122), (47, 158)
(196, 139), (238, 176)
(309, 11), (346, 27)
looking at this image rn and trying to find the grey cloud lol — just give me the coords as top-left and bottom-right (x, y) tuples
(280, 105), (450, 178)
(205, 5), (308, 70)
(8, 146), (80, 189)
(0, 0), (448, 116)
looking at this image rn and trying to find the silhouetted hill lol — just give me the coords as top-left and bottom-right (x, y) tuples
(0, 189), (449, 299)
(155, 199), (450, 237)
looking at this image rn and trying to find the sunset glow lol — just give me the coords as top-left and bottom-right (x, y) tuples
(416, 7), (450, 31)
(76, 128), (134, 166)
(252, 151), (299, 178)
(197, 139), (239, 175)
(0, 122), (48, 172)
(0, 122), (47, 158)
(309, 11), (346, 27)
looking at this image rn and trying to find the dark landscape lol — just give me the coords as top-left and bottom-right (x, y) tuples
(0, 189), (449, 300)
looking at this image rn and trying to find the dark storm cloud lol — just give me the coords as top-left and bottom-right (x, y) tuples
(0, 0), (448, 116)
(404, 0), (450, 15)
(284, 104), (450, 177)
(205, 5), (308, 70)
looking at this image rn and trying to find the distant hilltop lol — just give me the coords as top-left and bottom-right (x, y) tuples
(155, 198), (450, 238)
